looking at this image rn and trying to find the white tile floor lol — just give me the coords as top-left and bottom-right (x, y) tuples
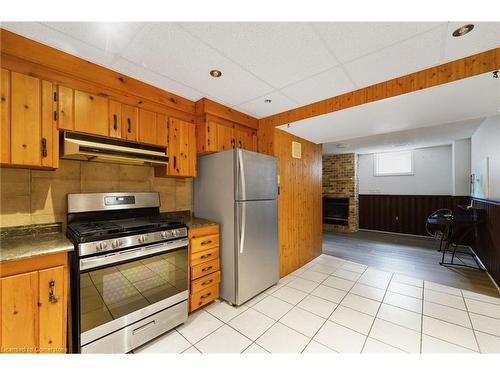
(134, 254), (500, 354)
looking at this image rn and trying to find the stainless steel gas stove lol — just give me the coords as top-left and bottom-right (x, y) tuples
(66, 192), (188, 353)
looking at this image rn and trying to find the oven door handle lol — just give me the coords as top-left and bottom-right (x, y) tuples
(79, 238), (188, 271)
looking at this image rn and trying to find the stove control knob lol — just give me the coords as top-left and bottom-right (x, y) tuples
(172, 229), (180, 237)
(96, 242), (108, 251)
(111, 240), (122, 249)
(161, 231), (169, 239)
(138, 234), (148, 244)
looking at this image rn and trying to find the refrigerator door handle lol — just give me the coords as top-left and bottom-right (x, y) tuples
(238, 149), (246, 200)
(239, 202), (246, 254)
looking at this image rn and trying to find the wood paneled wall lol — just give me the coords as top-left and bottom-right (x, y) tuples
(259, 48), (500, 127)
(272, 129), (322, 277)
(472, 198), (500, 286)
(359, 194), (470, 236)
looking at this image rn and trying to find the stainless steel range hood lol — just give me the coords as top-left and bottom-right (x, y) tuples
(61, 131), (168, 166)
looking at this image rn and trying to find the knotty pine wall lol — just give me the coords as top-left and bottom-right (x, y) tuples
(259, 124), (323, 277)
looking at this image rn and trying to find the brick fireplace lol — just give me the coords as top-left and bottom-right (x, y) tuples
(322, 153), (359, 232)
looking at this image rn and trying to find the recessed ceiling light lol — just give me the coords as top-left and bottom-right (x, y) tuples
(209, 70), (222, 78)
(264, 99), (272, 103)
(452, 24), (474, 37)
(336, 143), (347, 148)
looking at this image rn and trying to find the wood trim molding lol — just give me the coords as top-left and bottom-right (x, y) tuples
(260, 47), (500, 128)
(195, 98), (258, 129)
(0, 29), (196, 122)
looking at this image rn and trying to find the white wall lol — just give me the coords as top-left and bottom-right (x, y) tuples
(452, 138), (471, 196)
(359, 145), (452, 195)
(471, 115), (500, 201)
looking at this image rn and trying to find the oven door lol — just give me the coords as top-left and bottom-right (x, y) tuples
(78, 238), (188, 351)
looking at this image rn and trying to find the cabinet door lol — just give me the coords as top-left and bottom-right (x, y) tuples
(203, 121), (218, 153)
(168, 118), (196, 177)
(41, 81), (58, 168)
(11, 72), (41, 166)
(108, 100), (122, 139)
(215, 123), (234, 151)
(74, 90), (108, 136)
(138, 109), (157, 145)
(0, 271), (39, 353)
(57, 86), (74, 131)
(38, 266), (66, 354)
(1, 69), (11, 164)
(122, 104), (139, 142)
(156, 114), (168, 147)
(242, 129), (258, 152)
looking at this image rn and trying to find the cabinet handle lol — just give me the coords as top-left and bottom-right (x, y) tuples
(48, 280), (58, 304)
(113, 114), (118, 130)
(200, 253), (212, 259)
(201, 279), (213, 286)
(198, 292), (213, 305)
(127, 118), (132, 133)
(173, 155), (177, 169)
(231, 138), (235, 149)
(201, 266), (213, 272)
(201, 240), (213, 246)
(41, 138), (48, 158)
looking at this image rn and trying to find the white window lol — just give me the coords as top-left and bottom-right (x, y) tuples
(374, 150), (414, 176)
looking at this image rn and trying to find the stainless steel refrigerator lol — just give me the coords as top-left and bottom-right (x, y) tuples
(193, 149), (279, 305)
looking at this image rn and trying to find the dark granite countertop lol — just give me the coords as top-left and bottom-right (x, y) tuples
(159, 211), (219, 229)
(0, 223), (74, 263)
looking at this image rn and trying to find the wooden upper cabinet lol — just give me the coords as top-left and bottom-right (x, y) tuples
(122, 104), (139, 142)
(40, 81), (58, 168)
(157, 118), (196, 177)
(156, 114), (168, 147)
(138, 109), (157, 145)
(57, 86), (74, 131)
(215, 122), (234, 151)
(74, 90), (108, 137)
(108, 100), (122, 139)
(1, 69), (11, 164)
(11, 72), (41, 166)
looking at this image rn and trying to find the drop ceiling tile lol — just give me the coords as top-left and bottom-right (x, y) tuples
(120, 23), (272, 107)
(343, 24), (446, 88)
(312, 22), (443, 63)
(111, 58), (204, 101)
(443, 22), (500, 62)
(42, 22), (144, 54)
(280, 66), (356, 105)
(1, 22), (117, 67)
(235, 91), (299, 118)
(181, 22), (338, 88)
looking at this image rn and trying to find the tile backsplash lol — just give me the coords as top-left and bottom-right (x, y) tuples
(0, 160), (192, 227)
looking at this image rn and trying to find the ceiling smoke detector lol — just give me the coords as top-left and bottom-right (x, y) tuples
(209, 70), (222, 78)
(452, 24), (474, 37)
(264, 99), (272, 103)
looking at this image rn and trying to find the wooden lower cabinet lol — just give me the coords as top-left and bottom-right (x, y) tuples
(0, 253), (68, 354)
(188, 225), (220, 313)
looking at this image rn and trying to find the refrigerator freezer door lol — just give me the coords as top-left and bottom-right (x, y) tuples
(235, 199), (279, 305)
(236, 149), (278, 201)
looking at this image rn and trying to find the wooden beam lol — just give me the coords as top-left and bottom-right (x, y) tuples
(260, 47), (500, 128)
(0, 29), (196, 119)
(195, 98), (258, 129)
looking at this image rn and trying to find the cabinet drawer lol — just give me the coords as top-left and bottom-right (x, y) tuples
(190, 234), (219, 254)
(191, 259), (219, 279)
(189, 284), (219, 311)
(190, 271), (220, 294)
(190, 247), (219, 267)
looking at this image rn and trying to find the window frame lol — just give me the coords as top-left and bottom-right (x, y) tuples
(373, 150), (414, 177)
